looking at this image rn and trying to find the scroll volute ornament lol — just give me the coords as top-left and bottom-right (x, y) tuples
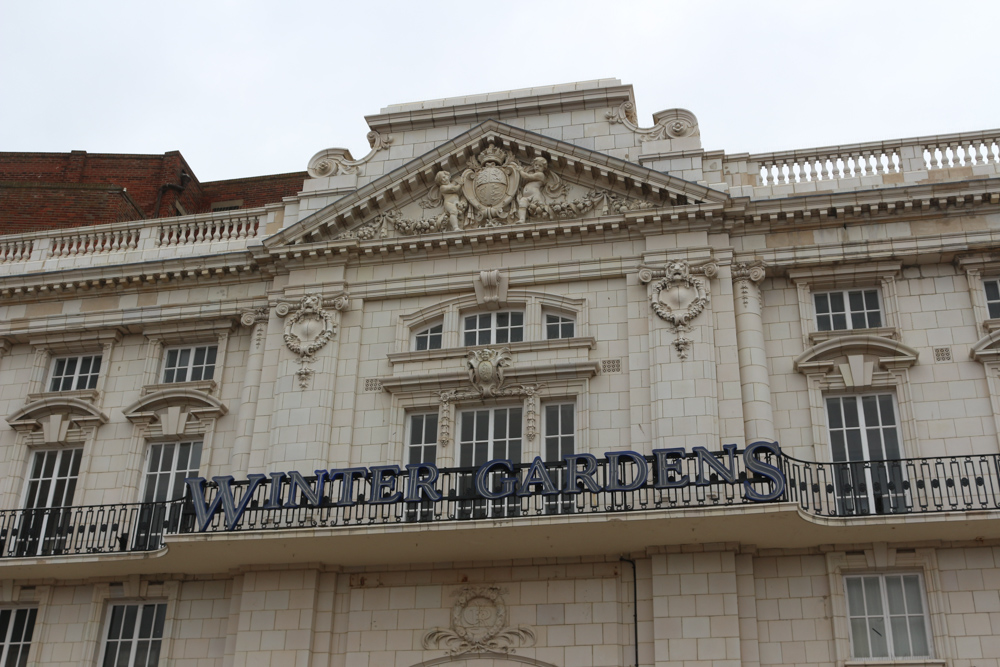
(650, 260), (710, 330)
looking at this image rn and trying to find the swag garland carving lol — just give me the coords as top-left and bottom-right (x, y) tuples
(337, 142), (658, 239)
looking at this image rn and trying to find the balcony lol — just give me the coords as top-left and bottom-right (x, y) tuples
(2, 451), (999, 578)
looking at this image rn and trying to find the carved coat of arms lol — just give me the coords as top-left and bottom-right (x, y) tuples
(462, 144), (521, 222)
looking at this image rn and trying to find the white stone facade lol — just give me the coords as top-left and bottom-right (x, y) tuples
(1, 80), (1000, 667)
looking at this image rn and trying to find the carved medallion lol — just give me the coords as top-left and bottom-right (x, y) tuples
(283, 294), (335, 363)
(423, 587), (535, 655)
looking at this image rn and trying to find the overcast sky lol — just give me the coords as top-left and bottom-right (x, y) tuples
(1, 1), (997, 183)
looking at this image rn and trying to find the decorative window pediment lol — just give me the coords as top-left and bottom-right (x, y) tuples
(7, 396), (110, 442)
(123, 387), (228, 436)
(794, 334), (919, 379)
(971, 329), (1000, 363)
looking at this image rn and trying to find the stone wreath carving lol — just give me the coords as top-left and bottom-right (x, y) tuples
(647, 260), (711, 360)
(606, 101), (700, 142)
(423, 586), (535, 655)
(437, 348), (538, 446)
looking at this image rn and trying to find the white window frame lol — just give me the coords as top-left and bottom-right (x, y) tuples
(0, 607), (38, 666)
(140, 441), (203, 503)
(825, 392), (907, 515)
(457, 405), (524, 518)
(462, 311), (525, 347)
(542, 401), (576, 514)
(543, 312), (576, 340)
(984, 277), (1000, 320)
(97, 601), (169, 667)
(22, 448), (83, 510)
(844, 572), (933, 660)
(48, 354), (102, 392)
(406, 412), (438, 466)
(813, 288), (884, 332)
(412, 321), (444, 352)
(161, 344), (217, 384)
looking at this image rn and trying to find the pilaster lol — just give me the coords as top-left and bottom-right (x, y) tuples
(733, 261), (774, 443)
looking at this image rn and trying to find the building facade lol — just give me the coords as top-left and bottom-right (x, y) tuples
(0, 79), (999, 667)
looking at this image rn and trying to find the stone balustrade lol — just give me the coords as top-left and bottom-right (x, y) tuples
(0, 208), (269, 275)
(724, 128), (1000, 193)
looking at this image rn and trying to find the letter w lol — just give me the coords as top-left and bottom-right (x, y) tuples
(185, 474), (265, 531)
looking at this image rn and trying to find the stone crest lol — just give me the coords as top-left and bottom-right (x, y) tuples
(463, 145), (521, 222)
(423, 586), (535, 655)
(466, 348), (512, 397)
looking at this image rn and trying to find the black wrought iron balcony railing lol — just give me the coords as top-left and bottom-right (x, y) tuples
(1, 451), (999, 559)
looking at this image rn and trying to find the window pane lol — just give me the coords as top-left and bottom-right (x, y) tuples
(885, 576), (905, 614)
(890, 616), (911, 657)
(850, 617), (871, 657)
(908, 615), (929, 656)
(903, 575), (923, 614)
(868, 617), (889, 657)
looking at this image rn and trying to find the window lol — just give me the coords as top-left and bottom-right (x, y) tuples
(407, 414), (438, 465)
(814, 289), (882, 331)
(464, 312), (524, 346)
(458, 407), (522, 518)
(142, 442), (202, 502)
(845, 573), (931, 659)
(985, 279), (1000, 319)
(544, 403), (575, 514)
(545, 314), (575, 340)
(413, 323), (443, 351)
(405, 414), (438, 522)
(18, 448), (82, 556)
(48, 354), (101, 391)
(24, 448), (81, 510)
(100, 602), (167, 667)
(0, 607), (37, 667)
(826, 394), (905, 515)
(162, 345), (217, 383)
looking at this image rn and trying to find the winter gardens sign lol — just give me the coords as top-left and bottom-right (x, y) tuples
(184, 442), (786, 531)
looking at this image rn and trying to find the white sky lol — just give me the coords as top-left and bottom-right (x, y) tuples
(1, 0), (997, 183)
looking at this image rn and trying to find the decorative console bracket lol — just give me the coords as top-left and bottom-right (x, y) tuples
(275, 294), (349, 389)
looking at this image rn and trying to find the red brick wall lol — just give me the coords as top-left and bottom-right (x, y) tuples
(199, 172), (306, 212)
(0, 151), (307, 232)
(0, 183), (145, 234)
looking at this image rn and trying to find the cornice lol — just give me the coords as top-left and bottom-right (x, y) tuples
(731, 179), (1000, 231)
(0, 251), (262, 303)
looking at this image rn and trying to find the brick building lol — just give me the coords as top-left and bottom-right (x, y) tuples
(0, 80), (999, 667)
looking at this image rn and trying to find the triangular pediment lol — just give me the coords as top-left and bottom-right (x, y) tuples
(266, 120), (730, 249)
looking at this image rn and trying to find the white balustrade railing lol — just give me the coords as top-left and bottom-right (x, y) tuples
(156, 214), (260, 246)
(0, 240), (33, 263)
(742, 130), (1000, 186)
(0, 208), (269, 272)
(49, 229), (140, 257)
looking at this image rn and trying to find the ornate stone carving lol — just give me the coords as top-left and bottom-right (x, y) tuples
(648, 261), (711, 360)
(274, 294), (349, 388)
(306, 131), (394, 178)
(282, 295), (336, 363)
(606, 102), (700, 142)
(732, 260), (767, 308)
(638, 260), (718, 285)
(437, 348), (539, 446)
(423, 587), (535, 656)
(650, 261), (711, 330)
